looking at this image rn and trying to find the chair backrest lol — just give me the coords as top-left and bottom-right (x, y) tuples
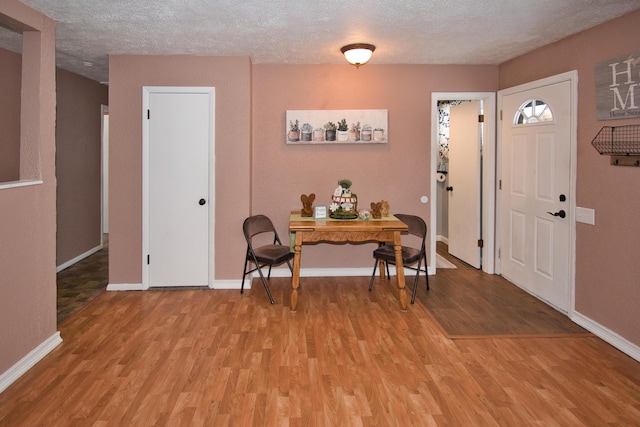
(243, 214), (279, 242)
(394, 214), (427, 243)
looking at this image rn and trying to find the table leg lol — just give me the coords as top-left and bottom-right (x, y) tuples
(290, 234), (302, 311)
(394, 231), (408, 310)
(379, 259), (387, 279)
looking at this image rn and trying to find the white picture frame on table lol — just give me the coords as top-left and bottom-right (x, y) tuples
(314, 205), (328, 219)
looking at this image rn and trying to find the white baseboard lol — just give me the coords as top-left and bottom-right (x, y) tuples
(56, 244), (103, 273)
(106, 283), (144, 291)
(236, 265), (434, 289)
(269, 267), (384, 278)
(436, 235), (449, 245)
(572, 310), (640, 362)
(235, 268), (371, 289)
(0, 332), (62, 394)
(210, 280), (241, 289)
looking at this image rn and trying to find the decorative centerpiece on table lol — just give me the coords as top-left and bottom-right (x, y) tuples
(329, 179), (358, 219)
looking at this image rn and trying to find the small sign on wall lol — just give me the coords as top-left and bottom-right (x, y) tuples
(595, 52), (640, 120)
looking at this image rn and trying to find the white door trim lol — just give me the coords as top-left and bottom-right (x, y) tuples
(101, 105), (109, 240)
(430, 92), (496, 275)
(141, 86), (216, 290)
(496, 70), (578, 315)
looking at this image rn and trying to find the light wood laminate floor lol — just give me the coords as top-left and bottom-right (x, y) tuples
(2, 255), (639, 425)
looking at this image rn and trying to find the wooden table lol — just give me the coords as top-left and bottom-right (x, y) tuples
(289, 213), (409, 311)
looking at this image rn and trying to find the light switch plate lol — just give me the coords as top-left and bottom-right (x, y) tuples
(575, 207), (595, 225)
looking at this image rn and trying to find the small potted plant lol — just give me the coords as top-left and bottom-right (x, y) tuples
(301, 123), (313, 141)
(324, 121), (337, 141)
(288, 119), (300, 142)
(349, 121), (361, 141)
(313, 127), (325, 141)
(337, 118), (349, 142)
(373, 127), (385, 141)
(361, 124), (372, 141)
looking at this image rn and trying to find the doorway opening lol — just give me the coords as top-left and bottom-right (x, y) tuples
(430, 92), (496, 275)
(439, 100), (484, 269)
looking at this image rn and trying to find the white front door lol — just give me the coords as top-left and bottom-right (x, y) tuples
(143, 87), (215, 288)
(448, 100), (482, 268)
(499, 75), (574, 311)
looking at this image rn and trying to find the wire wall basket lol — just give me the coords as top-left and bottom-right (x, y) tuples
(591, 125), (640, 166)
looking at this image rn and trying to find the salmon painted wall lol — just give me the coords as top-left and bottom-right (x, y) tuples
(56, 69), (108, 266)
(107, 59), (496, 284)
(108, 55), (252, 284)
(0, 1), (57, 373)
(252, 64), (498, 268)
(499, 9), (640, 345)
(0, 47), (21, 182)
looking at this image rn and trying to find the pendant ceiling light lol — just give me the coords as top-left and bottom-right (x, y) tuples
(341, 43), (376, 68)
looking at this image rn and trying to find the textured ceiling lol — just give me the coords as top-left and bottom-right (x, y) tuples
(3, 0), (640, 83)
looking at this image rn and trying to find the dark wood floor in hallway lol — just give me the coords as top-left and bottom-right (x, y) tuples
(1, 247), (637, 425)
(56, 243), (108, 324)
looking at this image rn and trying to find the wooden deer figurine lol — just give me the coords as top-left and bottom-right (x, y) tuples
(300, 193), (316, 217)
(380, 200), (390, 216)
(370, 201), (383, 219)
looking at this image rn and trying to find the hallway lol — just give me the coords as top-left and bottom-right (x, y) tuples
(57, 244), (108, 324)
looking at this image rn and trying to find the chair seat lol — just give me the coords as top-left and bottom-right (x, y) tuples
(373, 245), (422, 265)
(251, 244), (294, 265)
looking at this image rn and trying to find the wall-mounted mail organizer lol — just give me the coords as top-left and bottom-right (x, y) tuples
(591, 124), (640, 166)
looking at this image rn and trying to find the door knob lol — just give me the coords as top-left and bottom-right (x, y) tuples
(547, 210), (566, 218)
(446, 186), (453, 192)
(199, 198), (206, 205)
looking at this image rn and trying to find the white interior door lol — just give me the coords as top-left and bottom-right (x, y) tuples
(499, 77), (573, 311)
(143, 87), (214, 288)
(448, 100), (482, 268)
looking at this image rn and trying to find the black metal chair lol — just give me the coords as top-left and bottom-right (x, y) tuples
(241, 214), (294, 304)
(369, 213), (429, 304)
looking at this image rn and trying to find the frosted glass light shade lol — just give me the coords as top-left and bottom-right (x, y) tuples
(341, 43), (376, 67)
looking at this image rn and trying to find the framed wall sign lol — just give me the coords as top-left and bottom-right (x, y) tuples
(595, 52), (640, 120)
(286, 109), (388, 144)
(314, 205), (328, 219)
